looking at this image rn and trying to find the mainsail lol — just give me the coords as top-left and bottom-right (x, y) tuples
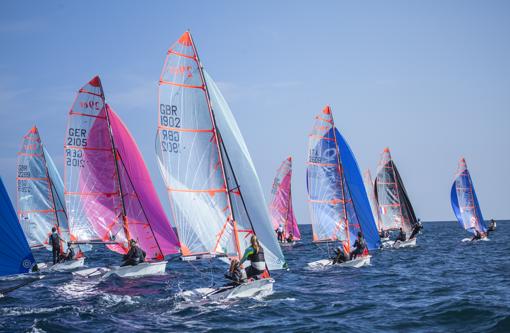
(64, 76), (179, 259)
(17, 126), (69, 251)
(374, 148), (418, 233)
(156, 31), (285, 270)
(268, 157), (300, 240)
(363, 169), (382, 232)
(306, 106), (380, 251)
(450, 158), (486, 234)
(0, 177), (36, 276)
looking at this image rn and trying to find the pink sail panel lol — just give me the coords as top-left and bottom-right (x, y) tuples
(108, 106), (180, 257)
(268, 157), (300, 240)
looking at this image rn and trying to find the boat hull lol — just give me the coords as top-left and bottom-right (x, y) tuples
(383, 238), (417, 249)
(307, 255), (371, 269)
(180, 278), (274, 301)
(73, 261), (167, 279)
(279, 241), (296, 247)
(39, 257), (86, 272)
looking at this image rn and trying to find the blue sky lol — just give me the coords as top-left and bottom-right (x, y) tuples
(1, 1), (509, 223)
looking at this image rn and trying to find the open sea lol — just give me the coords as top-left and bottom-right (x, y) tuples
(0, 221), (509, 333)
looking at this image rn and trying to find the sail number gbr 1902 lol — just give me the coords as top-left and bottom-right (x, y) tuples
(160, 104), (180, 153)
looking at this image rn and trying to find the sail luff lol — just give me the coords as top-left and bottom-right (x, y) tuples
(187, 32), (242, 259)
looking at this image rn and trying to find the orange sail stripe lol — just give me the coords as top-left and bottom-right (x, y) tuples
(166, 187), (226, 194)
(168, 49), (196, 60)
(69, 111), (106, 119)
(159, 80), (204, 90)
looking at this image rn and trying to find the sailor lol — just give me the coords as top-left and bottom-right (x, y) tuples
(488, 219), (496, 231)
(62, 242), (75, 261)
(225, 258), (247, 284)
(350, 232), (367, 260)
(276, 224), (284, 242)
(121, 239), (146, 266)
(240, 235), (266, 279)
(48, 227), (64, 265)
(286, 232), (294, 243)
(395, 228), (407, 243)
(470, 230), (483, 241)
(409, 220), (423, 240)
(379, 229), (389, 239)
(333, 242), (349, 264)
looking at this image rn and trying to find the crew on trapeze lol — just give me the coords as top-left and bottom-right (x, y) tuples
(239, 235), (266, 279)
(350, 231), (367, 260)
(121, 239), (146, 266)
(488, 219), (496, 232)
(48, 227), (65, 265)
(379, 229), (390, 239)
(470, 229), (488, 242)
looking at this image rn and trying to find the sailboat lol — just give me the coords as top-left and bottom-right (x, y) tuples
(0, 177), (40, 295)
(306, 106), (380, 268)
(156, 31), (285, 299)
(16, 126), (85, 271)
(374, 148), (419, 248)
(65, 76), (180, 278)
(268, 157), (300, 247)
(451, 158), (488, 242)
(363, 169), (386, 241)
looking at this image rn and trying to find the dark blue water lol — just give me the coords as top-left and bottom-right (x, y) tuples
(1, 221), (509, 332)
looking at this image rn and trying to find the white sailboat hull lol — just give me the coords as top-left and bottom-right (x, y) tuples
(180, 278), (274, 302)
(462, 237), (489, 243)
(73, 261), (167, 279)
(383, 238), (417, 249)
(307, 255), (371, 269)
(279, 241), (296, 247)
(38, 257), (86, 272)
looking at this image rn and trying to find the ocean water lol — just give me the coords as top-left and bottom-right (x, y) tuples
(1, 221), (509, 333)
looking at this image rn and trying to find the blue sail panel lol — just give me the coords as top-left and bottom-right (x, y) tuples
(336, 129), (381, 250)
(451, 159), (486, 235)
(0, 178), (36, 276)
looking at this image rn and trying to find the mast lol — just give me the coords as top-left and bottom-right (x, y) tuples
(187, 31), (243, 258)
(104, 105), (131, 244)
(327, 107), (351, 249)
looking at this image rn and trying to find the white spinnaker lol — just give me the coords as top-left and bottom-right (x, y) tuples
(205, 70), (286, 270)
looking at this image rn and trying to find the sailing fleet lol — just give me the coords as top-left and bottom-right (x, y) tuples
(0, 31), (498, 300)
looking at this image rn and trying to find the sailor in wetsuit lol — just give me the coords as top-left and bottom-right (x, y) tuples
(61, 242), (75, 261)
(276, 225), (284, 242)
(350, 232), (367, 260)
(48, 227), (64, 264)
(121, 239), (146, 266)
(488, 219), (496, 231)
(409, 220), (423, 240)
(471, 230), (482, 241)
(225, 258), (247, 285)
(379, 229), (389, 239)
(286, 232), (294, 243)
(333, 243), (349, 264)
(395, 228), (407, 243)
(240, 235), (266, 279)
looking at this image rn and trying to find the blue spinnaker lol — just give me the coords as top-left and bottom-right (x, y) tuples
(450, 158), (486, 235)
(0, 177), (36, 276)
(336, 129), (381, 250)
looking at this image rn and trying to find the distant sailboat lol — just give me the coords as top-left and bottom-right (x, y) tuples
(306, 106), (380, 268)
(268, 157), (300, 246)
(65, 76), (180, 278)
(16, 126), (85, 270)
(451, 158), (488, 242)
(363, 169), (385, 240)
(374, 148), (419, 248)
(0, 177), (37, 278)
(156, 31), (285, 299)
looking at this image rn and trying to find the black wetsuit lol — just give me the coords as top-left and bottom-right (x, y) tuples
(49, 232), (61, 264)
(471, 232), (482, 241)
(121, 245), (146, 266)
(350, 238), (367, 260)
(333, 248), (348, 264)
(225, 267), (246, 284)
(395, 231), (406, 243)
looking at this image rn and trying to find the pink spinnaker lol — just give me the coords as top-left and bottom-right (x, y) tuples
(268, 157), (300, 240)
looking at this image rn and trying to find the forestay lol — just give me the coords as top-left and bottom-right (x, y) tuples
(156, 31), (285, 270)
(450, 158), (486, 234)
(374, 148), (418, 234)
(0, 177), (36, 276)
(306, 106), (380, 251)
(268, 157), (301, 240)
(363, 169), (382, 232)
(17, 127), (70, 251)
